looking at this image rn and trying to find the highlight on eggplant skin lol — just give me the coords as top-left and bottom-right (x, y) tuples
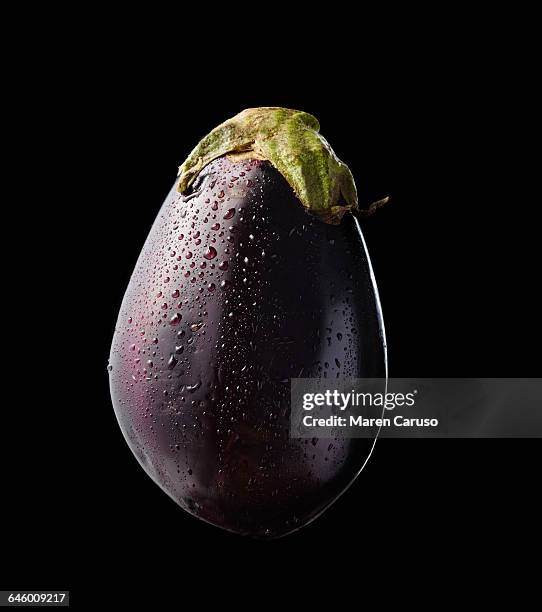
(109, 118), (387, 539)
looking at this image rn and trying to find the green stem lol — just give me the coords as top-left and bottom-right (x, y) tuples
(177, 107), (360, 225)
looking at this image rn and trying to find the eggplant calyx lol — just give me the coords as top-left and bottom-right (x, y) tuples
(355, 196), (391, 218)
(178, 107), (362, 225)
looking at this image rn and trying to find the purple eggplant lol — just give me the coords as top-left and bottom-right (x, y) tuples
(109, 108), (387, 537)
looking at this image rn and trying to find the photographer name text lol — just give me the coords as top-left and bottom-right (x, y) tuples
(301, 390), (438, 428)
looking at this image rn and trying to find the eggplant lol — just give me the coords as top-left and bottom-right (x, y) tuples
(109, 108), (387, 537)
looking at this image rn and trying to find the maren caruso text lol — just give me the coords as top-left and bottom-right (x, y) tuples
(302, 415), (439, 428)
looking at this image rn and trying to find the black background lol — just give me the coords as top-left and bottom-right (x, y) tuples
(3, 28), (540, 606)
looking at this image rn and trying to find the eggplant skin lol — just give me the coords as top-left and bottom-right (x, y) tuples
(109, 157), (386, 538)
